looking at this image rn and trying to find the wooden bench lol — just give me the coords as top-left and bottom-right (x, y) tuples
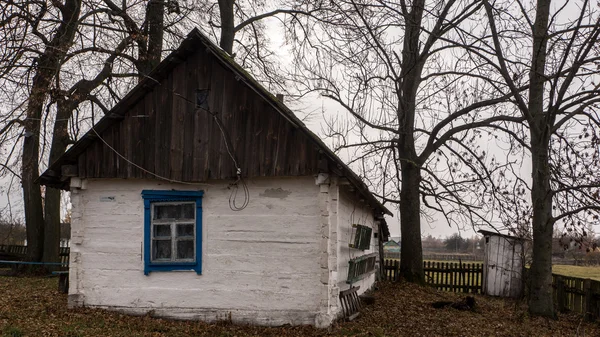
(339, 286), (361, 321)
(0, 260), (69, 293)
(52, 271), (69, 294)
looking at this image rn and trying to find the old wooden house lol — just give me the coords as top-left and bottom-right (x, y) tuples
(39, 29), (391, 327)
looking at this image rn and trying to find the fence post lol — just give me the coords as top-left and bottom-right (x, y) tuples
(590, 280), (600, 321)
(584, 279), (592, 321)
(556, 276), (566, 313)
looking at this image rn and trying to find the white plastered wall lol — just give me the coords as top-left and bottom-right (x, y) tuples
(336, 184), (378, 293)
(68, 176), (322, 326)
(312, 174), (379, 328)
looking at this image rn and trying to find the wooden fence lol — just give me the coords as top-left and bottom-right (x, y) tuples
(383, 259), (483, 294)
(424, 261), (483, 293)
(383, 259), (401, 282)
(0, 245), (70, 267)
(423, 254), (483, 262)
(552, 274), (600, 321)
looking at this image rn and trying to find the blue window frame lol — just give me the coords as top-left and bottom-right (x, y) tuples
(142, 190), (203, 275)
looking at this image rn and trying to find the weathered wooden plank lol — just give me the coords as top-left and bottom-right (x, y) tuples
(61, 165), (78, 178)
(231, 81), (249, 179)
(241, 85), (254, 177)
(100, 125), (111, 177)
(170, 61), (186, 181)
(131, 100), (144, 178)
(201, 53), (215, 181)
(181, 51), (197, 182)
(115, 109), (126, 178)
(254, 96), (266, 176)
(143, 88), (156, 179)
(87, 137), (100, 178)
(262, 100), (275, 177)
(208, 61), (226, 180)
(219, 63), (237, 178)
(155, 73), (171, 179)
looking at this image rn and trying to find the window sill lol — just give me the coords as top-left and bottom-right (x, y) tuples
(144, 262), (201, 275)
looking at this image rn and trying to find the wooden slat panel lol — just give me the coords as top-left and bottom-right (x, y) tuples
(77, 145), (86, 178)
(274, 116), (288, 176)
(100, 124), (112, 177)
(154, 74), (171, 179)
(262, 99), (275, 177)
(241, 84), (255, 177)
(181, 51), (197, 182)
(254, 96), (266, 176)
(191, 51), (211, 181)
(131, 100), (144, 178)
(71, 48), (323, 183)
(143, 88), (156, 179)
(219, 64), (237, 178)
(87, 137), (100, 178)
(208, 61), (225, 180)
(170, 61), (186, 181)
(231, 80), (248, 178)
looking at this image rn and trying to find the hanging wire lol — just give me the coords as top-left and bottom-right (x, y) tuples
(195, 88), (249, 211)
(80, 72), (248, 208)
(90, 127), (212, 187)
(228, 175), (250, 211)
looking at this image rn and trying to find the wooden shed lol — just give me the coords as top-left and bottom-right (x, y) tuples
(39, 28), (392, 328)
(478, 230), (526, 298)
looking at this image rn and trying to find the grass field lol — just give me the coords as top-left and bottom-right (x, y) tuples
(552, 264), (600, 281)
(2, 275), (599, 336)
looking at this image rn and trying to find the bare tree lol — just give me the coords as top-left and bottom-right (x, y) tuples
(1, 0), (313, 264)
(479, 0), (600, 316)
(12, 0), (83, 262)
(199, 0), (323, 92)
(287, 0), (524, 282)
(0, 0), (191, 263)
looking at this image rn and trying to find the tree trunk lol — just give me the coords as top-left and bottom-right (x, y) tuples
(139, 0), (164, 74)
(396, 0), (425, 283)
(22, 99), (45, 262)
(399, 161), (424, 283)
(528, 135), (554, 317)
(21, 0), (82, 262)
(526, 0), (553, 317)
(42, 99), (72, 264)
(218, 0), (235, 54)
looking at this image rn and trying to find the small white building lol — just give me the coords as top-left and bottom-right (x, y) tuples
(478, 230), (526, 298)
(39, 29), (391, 328)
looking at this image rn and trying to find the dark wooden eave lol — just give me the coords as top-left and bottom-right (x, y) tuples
(478, 230), (529, 241)
(38, 28), (392, 217)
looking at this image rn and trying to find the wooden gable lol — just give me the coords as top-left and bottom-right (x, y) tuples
(40, 29), (391, 217)
(75, 47), (321, 182)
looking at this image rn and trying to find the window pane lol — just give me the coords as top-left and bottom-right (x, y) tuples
(154, 203), (194, 220)
(152, 240), (171, 260)
(177, 240), (194, 260)
(153, 224), (171, 237)
(177, 224), (194, 237)
(182, 204), (195, 219)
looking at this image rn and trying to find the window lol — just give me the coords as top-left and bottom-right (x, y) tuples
(142, 190), (203, 275)
(349, 224), (372, 250)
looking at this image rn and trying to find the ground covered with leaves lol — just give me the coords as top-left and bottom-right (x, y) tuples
(1, 275), (599, 336)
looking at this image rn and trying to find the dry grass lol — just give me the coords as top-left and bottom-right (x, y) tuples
(1, 275), (599, 337)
